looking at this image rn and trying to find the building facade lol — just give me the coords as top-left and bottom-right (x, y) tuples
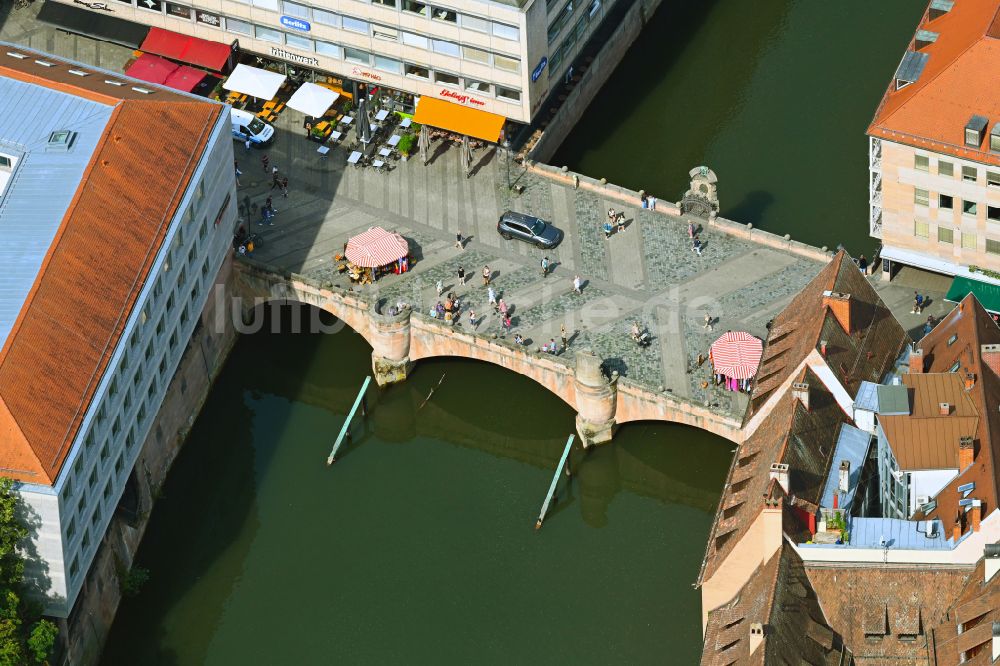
(53, 0), (622, 125)
(0, 46), (236, 616)
(868, 0), (1000, 283)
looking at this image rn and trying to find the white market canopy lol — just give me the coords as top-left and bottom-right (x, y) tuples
(286, 82), (340, 118)
(222, 64), (286, 100)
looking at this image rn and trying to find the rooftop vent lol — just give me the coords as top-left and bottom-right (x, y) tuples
(67, 69), (89, 77)
(929, 0), (954, 20)
(915, 29), (938, 49)
(131, 86), (153, 95)
(965, 115), (989, 148)
(103, 80), (124, 87)
(33, 59), (53, 68)
(5, 52), (27, 60)
(46, 130), (76, 153)
(991, 123), (1000, 154)
(895, 51), (929, 90)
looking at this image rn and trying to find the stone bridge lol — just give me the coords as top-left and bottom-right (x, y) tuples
(232, 261), (743, 447)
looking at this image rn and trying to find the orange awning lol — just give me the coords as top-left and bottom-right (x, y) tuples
(412, 97), (505, 143)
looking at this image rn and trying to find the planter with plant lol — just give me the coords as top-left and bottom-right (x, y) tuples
(397, 133), (416, 159)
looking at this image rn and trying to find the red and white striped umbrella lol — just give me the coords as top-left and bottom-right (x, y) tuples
(345, 227), (409, 268)
(709, 331), (763, 380)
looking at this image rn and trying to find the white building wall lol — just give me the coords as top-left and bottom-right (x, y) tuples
(908, 468), (958, 516)
(17, 106), (236, 618)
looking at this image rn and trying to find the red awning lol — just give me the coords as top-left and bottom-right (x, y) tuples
(124, 53), (177, 85)
(163, 65), (207, 93)
(345, 227), (409, 268)
(140, 27), (231, 72)
(710, 331), (763, 380)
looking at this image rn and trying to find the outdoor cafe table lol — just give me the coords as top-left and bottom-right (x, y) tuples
(387, 134), (401, 147)
(341, 116), (354, 126)
(331, 130), (343, 141)
(399, 118), (412, 128)
(378, 147), (392, 158)
(374, 109), (389, 122)
(348, 151), (362, 165)
(317, 146), (330, 157)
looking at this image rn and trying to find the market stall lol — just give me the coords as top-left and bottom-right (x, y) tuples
(709, 331), (763, 392)
(343, 227), (411, 284)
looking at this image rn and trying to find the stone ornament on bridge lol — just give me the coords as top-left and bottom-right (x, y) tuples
(680, 166), (719, 219)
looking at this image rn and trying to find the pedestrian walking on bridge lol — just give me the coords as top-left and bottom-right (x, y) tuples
(541, 256), (550, 278)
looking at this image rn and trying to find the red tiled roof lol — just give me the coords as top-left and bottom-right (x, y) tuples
(0, 56), (223, 486)
(868, 0), (1000, 166)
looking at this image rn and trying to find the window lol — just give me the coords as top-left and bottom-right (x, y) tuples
(403, 0), (427, 15)
(937, 227), (953, 244)
(373, 0), (396, 7)
(587, 0), (600, 17)
(962, 232), (977, 250)
(462, 46), (490, 64)
(90, 505), (101, 529)
(169, 329), (178, 352)
(88, 468), (97, 490)
(81, 528), (90, 551)
(343, 16), (369, 33)
(914, 188), (929, 206)
(315, 41), (343, 59)
(374, 55), (401, 73)
(252, 0), (278, 8)
(402, 31), (428, 48)
(313, 8), (340, 26)
(373, 25), (398, 41)
(989, 206), (1000, 222)
(963, 200), (978, 216)
(102, 480), (112, 502)
(914, 155), (929, 171)
(133, 365), (143, 390)
(123, 387), (131, 410)
(939, 194), (953, 209)
(949, 360), (961, 372)
(492, 22), (519, 40)
(100, 441), (110, 464)
(914, 219), (929, 238)
(66, 516), (77, 540)
(465, 79), (491, 94)
(989, 171), (1000, 188)
(255, 25), (283, 43)
(432, 39), (460, 57)
(114, 453), (124, 476)
(144, 343), (153, 363)
(226, 17), (252, 35)
(126, 428), (136, 451)
(158, 355), (167, 379)
(434, 71), (460, 86)
(431, 6), (456, 22)
(938, 160), (953, 177)
(548, 0), (574, 42)
(77, 494), (86, 516)
(156, 316), (165, 337)
(282, 1), (309, 17)
(285, 33), (313, 50)
(404, 64), (429, 79)
(987, 239), (1000, 255)
(461, 14), (489, 32)
(344, 47), (371, 65)
(493, 54), (520, 73)
(962, 166), (978, 182)
(495, 86), (521, 102)
(111, 416), (121, 437)
(69, 556), (80, 580)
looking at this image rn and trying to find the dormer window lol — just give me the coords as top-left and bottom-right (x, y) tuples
(915, 29), (938, 49)
(965, 115), (988, 148)
(895, 51), (928, 90)
(991, 124), (1000, 154)
(46, 130), (76, 152)
(929, 0), (954, 20)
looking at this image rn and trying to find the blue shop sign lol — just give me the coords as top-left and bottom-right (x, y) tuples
(280, 15), (311, 31)
(531, 57), (547, 82)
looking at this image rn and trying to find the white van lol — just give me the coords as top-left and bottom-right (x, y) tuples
(231, 108), (274, 146)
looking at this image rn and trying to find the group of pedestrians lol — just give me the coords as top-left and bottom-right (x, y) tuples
(604, 208), (627, 239)
(235, 154), (291, 227)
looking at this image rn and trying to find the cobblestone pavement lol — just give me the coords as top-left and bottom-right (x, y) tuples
(1, 11), (950, 421)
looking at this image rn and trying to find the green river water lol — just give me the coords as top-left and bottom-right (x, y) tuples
(102, 1), (925, 662)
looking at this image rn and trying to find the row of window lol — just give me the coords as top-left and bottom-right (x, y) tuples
(547, 0), (600, 44)
(280, 0), (520, 41)
(228, 16), (523, 75)
(549, 0), (600, 73)
(914, 155), (1000, 187)
(914, 188), (1000, 221)
(913, 220), (1000, 253)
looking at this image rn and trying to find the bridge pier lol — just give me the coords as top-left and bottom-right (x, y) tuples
(574, 350), (617, 448)
(369, 304), (413, 387)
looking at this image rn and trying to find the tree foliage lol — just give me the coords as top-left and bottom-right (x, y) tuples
(0, 478), (57, 665)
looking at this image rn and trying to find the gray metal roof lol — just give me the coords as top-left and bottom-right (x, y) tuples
(0, 77), (114, 349)
(915, 29), (938, 44)
(877, 384), (911, 416)
(930, 0), (954, 11)
(967, 115), (989, 132)
(854, 381), (880, 413)
(895, 51), (929, 85)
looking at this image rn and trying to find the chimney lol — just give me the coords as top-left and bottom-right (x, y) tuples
(749, 623), (764, 655)
(822, 290), (853, 334)
(972, 499), (982, 533)
(953, 520), (963, 542)
(986, 544), (1000, 583)
(769, 463), (789, 494)
(960, 436), (975, 469)
(792, 382), (810, 411)
(820, 339), (828, 356)
(940, 402), (952, 416)
(910, 348), (924, 373)
(839, 460), (850, 494)
(966, 373), (977, 391)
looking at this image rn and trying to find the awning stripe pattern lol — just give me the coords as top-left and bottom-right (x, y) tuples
(412, 97), (505, 143)
(140, 27), (232, 72)
(345, 227), (409, 268)
(710, 331), (763, 380)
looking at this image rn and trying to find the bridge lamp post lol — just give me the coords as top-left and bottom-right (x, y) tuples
(503, 140), (511, 191)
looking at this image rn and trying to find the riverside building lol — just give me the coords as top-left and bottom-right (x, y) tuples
(0, 46), (235, 618)
(868, 0), (1000, 304)
(44, 0), (621, 128)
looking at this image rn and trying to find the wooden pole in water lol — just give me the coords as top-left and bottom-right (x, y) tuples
(535, 434), (575, 530)
(327, 375), (372, 465)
